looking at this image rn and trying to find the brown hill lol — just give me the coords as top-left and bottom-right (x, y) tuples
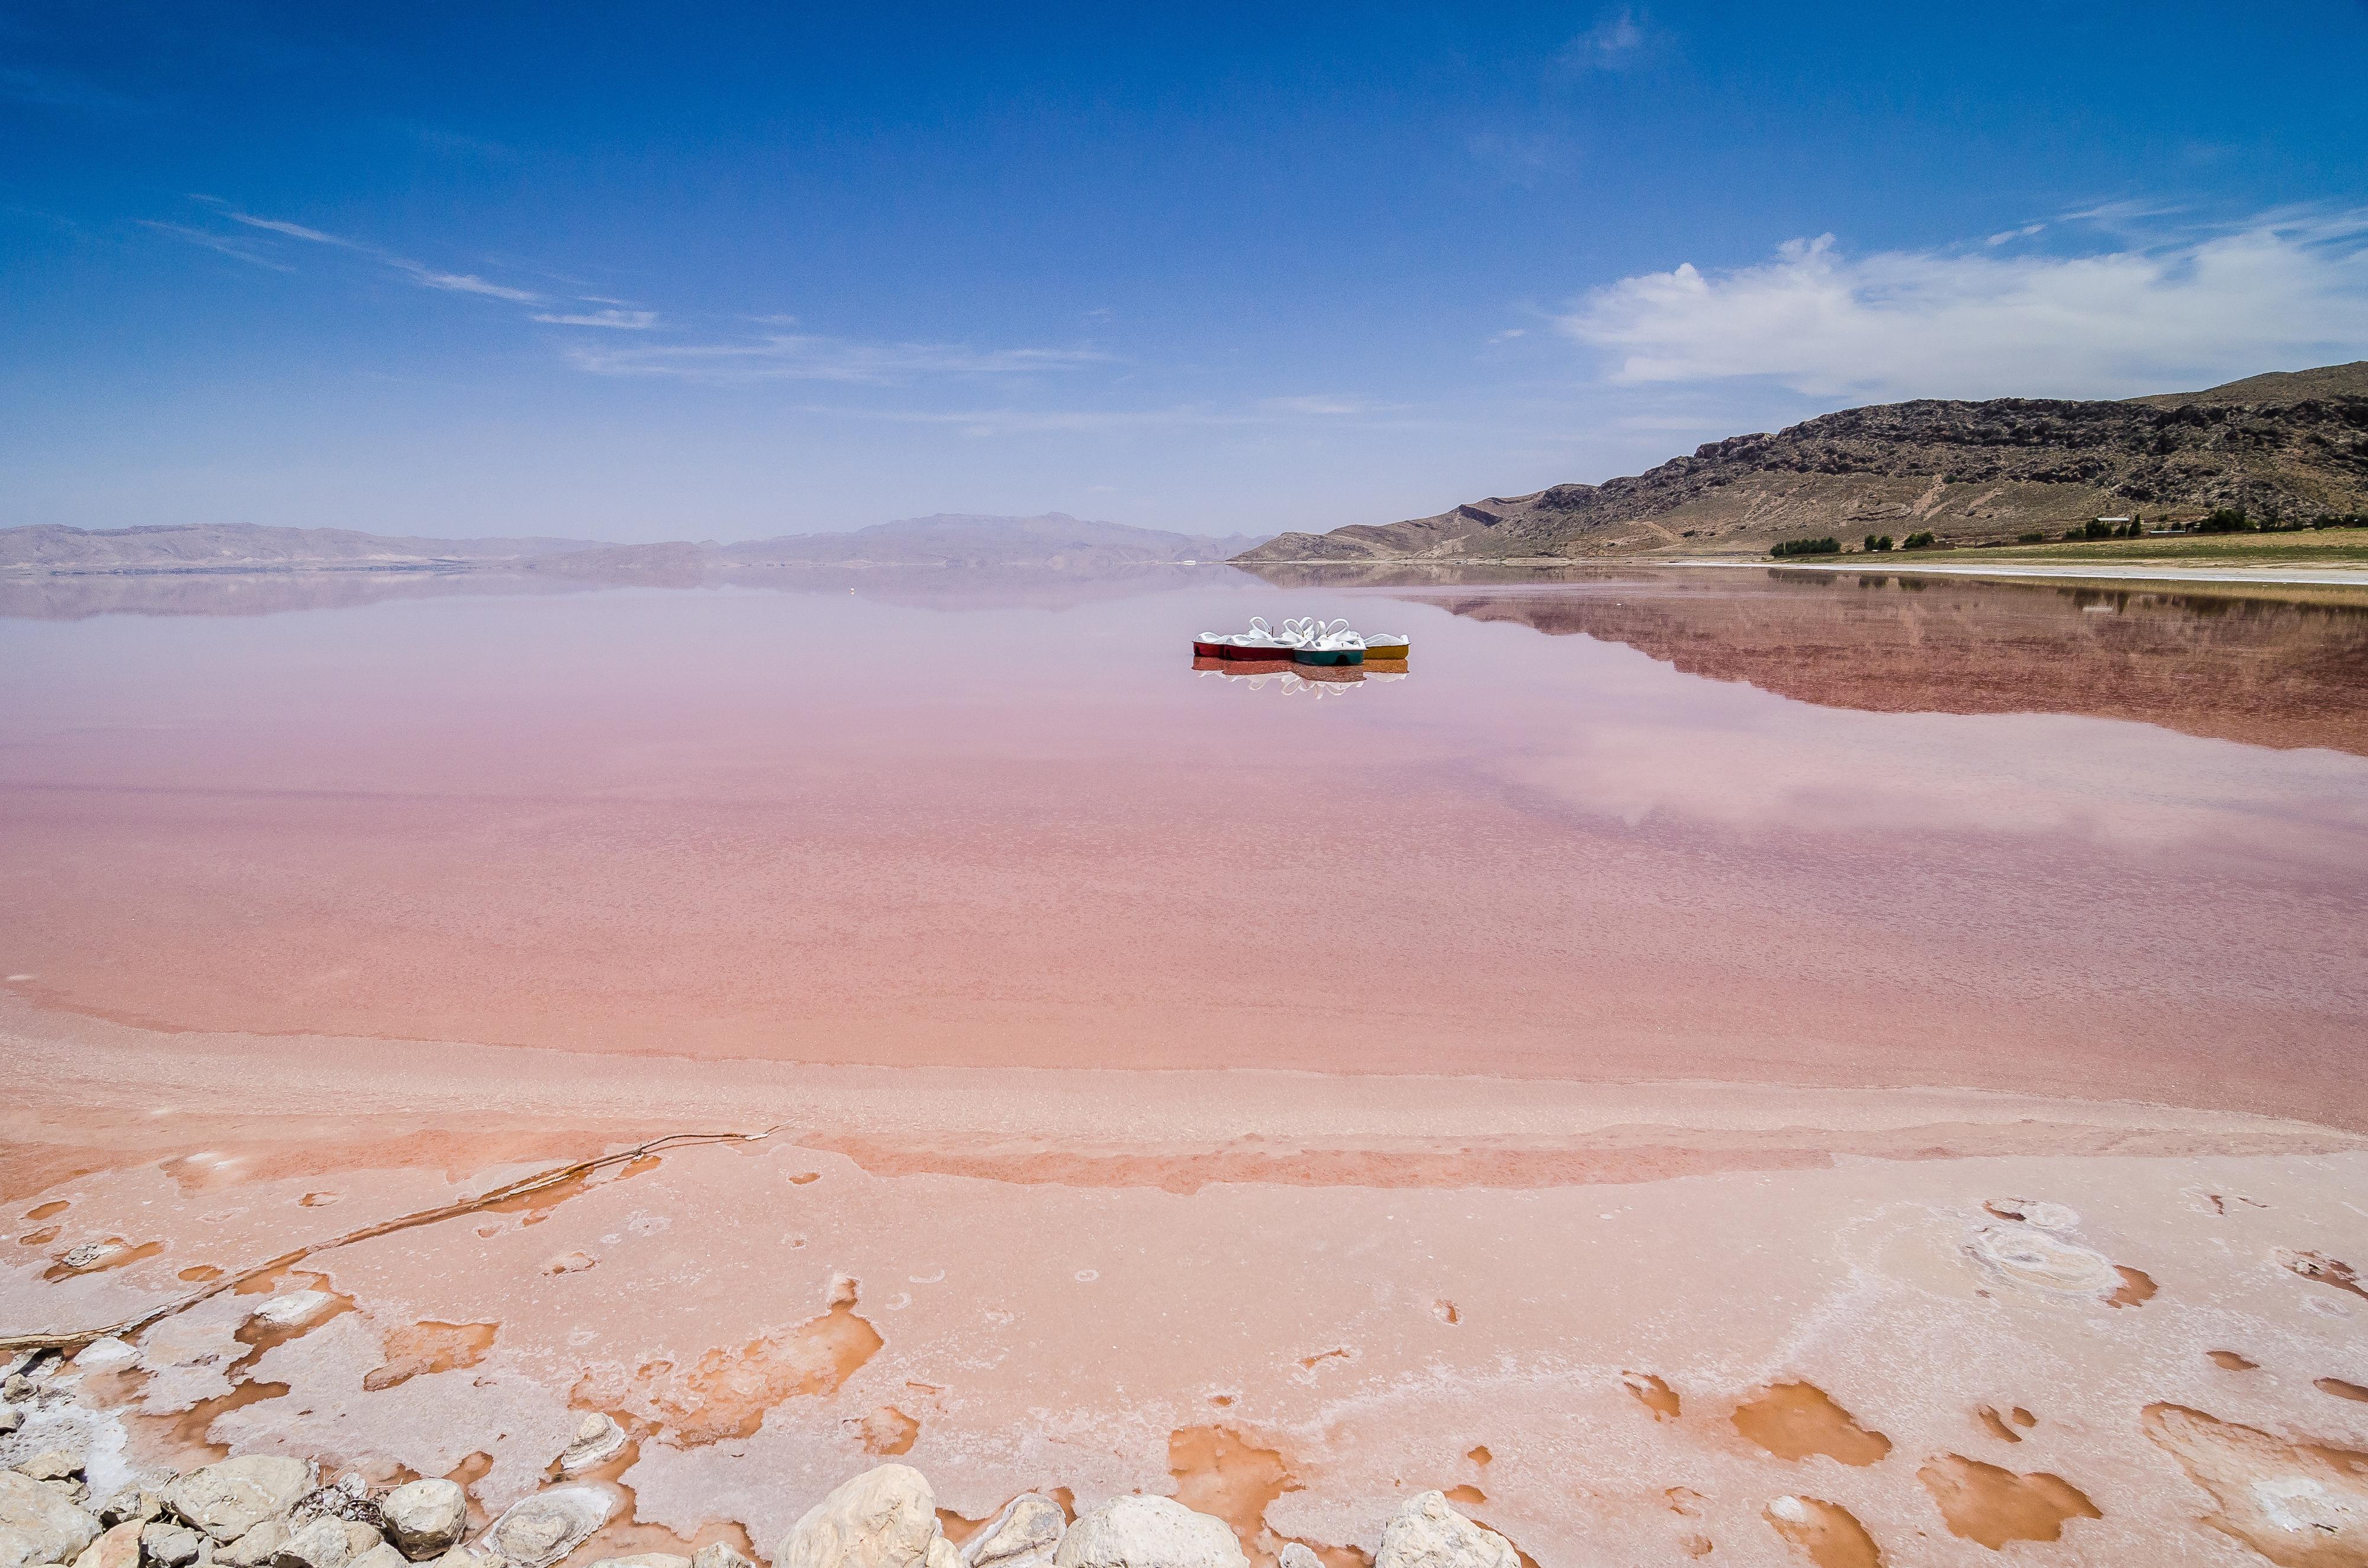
(1238, 364), (2368, 564)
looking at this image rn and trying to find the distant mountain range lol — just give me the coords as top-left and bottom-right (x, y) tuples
(0, 513), (1272, 577)
(1237, 362), (2368, 564)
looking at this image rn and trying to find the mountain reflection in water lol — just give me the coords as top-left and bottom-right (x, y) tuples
(1259, 565), (2368, 756)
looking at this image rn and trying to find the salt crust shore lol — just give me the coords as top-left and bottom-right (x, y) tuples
(7, 997), (2368, 1566)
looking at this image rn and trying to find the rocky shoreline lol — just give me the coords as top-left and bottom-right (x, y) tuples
(0, 1357), (1519, 1568)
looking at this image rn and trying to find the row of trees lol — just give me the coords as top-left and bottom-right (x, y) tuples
(1774, 508), (2364, 559)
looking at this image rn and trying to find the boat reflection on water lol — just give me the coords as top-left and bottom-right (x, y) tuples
(1191, 654), (1408, 694)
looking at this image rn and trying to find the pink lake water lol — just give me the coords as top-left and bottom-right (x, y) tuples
(2, 564), (2364, 1124)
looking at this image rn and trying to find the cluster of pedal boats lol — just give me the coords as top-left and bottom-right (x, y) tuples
(1191, 617), (1410, 667)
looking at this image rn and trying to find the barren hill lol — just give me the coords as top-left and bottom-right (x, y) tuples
(1238, 363), (2368, 564)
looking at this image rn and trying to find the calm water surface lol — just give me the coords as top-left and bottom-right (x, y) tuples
(3, 565), (2364, 1123)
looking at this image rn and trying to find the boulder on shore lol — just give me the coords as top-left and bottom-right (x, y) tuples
(140, 1524), (204, 1568)
(65, 1521), (139, 1568)
(270, 1517), (382, 1568)
(556, 1415), (627, 1476)
(220, 1518), (296, 1567)
(1372, 1494), (1516, 1568)
(962, 1495), (1063, 1568)
(1052, 1497), (1246, 1568)
(0, 1470), (102, 1568)
(688, 1546), (757, 1568)
(478, 1486), (616, 1568)
(379, 1481), (466, 1560)
(168, 1458), (314, 1544)
(775, 1466), (956, 1568)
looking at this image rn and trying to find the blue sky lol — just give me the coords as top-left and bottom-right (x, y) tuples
(5, 3), (2367, 540)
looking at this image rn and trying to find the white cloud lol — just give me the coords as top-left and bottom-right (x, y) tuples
(1556, 212), (2368, 400)
(532, 308), (658, 329)
(567, 333), (1113, 384)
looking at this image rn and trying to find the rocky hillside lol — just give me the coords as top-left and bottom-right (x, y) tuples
(1238, 362), (2368, 563)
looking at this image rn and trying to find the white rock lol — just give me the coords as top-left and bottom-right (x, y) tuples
(555, 1415), (626, 1476)
(0, 1411), (19, 1436)
(477, 1487), (615, 1568)
(689, 1546), (757, 1568)
(247, 1295), (333, 1331)
(12, 1460), (77, 1486)
(67, 1343), (135, 1376)
(0, 1471), (102, 1568)
(271, 1518), (379, 1568)
(218, 1519), (293, 1568)
(1276, 1549), (1321, 1568)
(583, 1556), (688, 1568)
(139, 1523), (203, 1568)
(963, 1496), (1063, 1568)
(776, 1466), (951, 1568)
(1053, 1497), (1245, 1568)
(379, 1482), (465, 1561)
(348, 1545), (408, 1568)
(168, 1458), (314, 1544)
(1373, 1494), (1516, 1568)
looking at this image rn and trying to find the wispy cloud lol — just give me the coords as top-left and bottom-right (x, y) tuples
(532, 308), (658, 329)
(1556, 8), (1659, 73)
(566, 332), (1114, 385)
(1556, 208), (2368, 400)
(223, 211), (352, 247)
(390, 261), (545, 302)
(136, 220), (294, 271)
(159, 201), (558, 307)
